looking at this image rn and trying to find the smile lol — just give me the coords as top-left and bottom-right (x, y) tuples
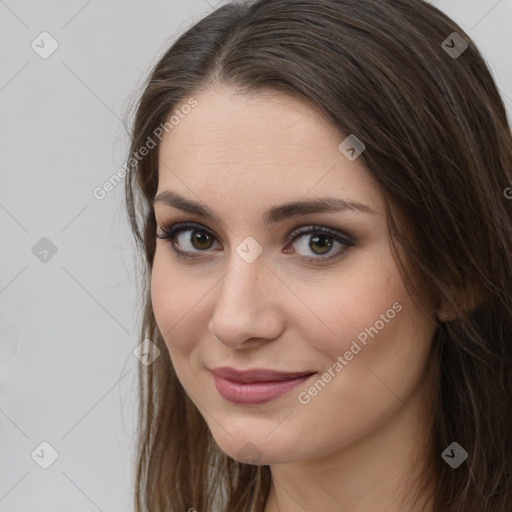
(212, 370), (316, 405)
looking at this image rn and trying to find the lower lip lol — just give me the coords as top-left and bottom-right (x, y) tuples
(213, 373), (315, 405)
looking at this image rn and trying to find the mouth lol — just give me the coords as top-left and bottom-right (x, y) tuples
(211, 367), (316, 405)
(211, 366), (315, 383)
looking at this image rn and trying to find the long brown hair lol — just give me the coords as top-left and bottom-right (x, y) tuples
(124, 1), (512, 510)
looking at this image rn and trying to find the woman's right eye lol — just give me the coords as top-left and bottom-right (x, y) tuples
(156, 222), (221, 259)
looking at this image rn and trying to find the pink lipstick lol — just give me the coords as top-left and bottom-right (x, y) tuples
(212, 367), (315, 405)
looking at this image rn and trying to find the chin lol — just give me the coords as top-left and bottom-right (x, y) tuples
(212, 433), (296, 466)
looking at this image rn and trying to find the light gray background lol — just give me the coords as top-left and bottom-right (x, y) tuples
(0, 1), (510, 511)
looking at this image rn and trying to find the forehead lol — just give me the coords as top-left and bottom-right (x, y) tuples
(159, 86), (341, 162)
(156, 86), (385, 219)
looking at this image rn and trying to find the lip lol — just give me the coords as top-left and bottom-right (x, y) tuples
(211, 366), (316, 405)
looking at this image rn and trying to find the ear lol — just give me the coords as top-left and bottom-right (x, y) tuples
(436, 281), (485, 322)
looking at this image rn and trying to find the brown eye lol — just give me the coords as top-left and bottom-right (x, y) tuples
(190, 230), (214, 250)
(156, 222), (221, 258)
(309, 234), (333, 254)
(286, 225), (354, 264)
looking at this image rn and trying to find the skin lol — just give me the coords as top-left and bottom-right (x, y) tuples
(151, 85), (441, 512)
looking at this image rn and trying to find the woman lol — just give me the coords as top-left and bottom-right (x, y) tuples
(124, 0), (512, 510)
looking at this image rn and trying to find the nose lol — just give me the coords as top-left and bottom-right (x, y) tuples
(208, 253), (285, 349)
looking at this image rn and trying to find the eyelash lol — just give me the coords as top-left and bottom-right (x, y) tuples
(156, 221), (354, 265)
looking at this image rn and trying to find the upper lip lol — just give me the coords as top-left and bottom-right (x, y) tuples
(211, 366), (315, 383)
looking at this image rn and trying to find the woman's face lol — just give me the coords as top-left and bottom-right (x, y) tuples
(151, 86), (437, 465)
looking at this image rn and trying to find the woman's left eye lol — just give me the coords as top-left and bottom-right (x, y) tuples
(156, 222), (354, 263)
(285, 226), (354, 263)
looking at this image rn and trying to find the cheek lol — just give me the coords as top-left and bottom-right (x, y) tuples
(150, 255), (175, 334)
(293, 256), (434, 423)
(291, 247), (408, 358)
(150, 253), (192, 348)
(150, 251), (213, 358)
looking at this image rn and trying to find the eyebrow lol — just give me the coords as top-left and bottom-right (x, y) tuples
(153, 190), (378, 224)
